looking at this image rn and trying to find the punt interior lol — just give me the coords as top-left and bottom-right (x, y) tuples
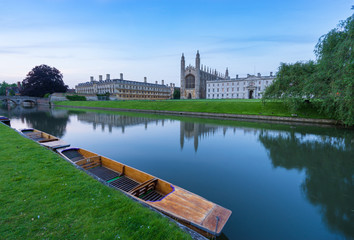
(21, 129), (59, 143)
(60, 148), (173, 202)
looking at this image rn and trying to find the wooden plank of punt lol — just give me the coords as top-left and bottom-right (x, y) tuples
(40, 140), (70, 150)
(148, 186), (231, 235)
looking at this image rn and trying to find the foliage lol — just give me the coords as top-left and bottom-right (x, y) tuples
(43, 93), (51, 98)
(0, 124), (192, 240)
(173, 88), (180, 99)
(263, 14), (354, 125)
(263, 61), (317, 111)
(313, 14), (354, 125)
(0, 81), (17, 96)
(66, 95), (86, 101)
(97, 92), (110, 100)
(20, 65), (68, 97)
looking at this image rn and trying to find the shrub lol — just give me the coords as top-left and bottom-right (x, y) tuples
(66, 95), (86, 101)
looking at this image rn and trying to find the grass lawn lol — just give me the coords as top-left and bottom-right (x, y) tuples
(55, 99), (329, 119)
(0, 123), (192, 240)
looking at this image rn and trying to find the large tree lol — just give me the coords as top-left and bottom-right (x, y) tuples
(20, 65), (68, 97)
(263, 14), (354, 125)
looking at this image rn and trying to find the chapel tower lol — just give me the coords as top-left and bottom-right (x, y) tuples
(180, 51), (225, 99)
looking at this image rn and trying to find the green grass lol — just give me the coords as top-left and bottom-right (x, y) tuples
(0, 123), (192, 240)
(55, 99), (329, 119)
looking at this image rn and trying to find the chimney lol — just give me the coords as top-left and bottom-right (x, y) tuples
(120, 73), (123, 80)
(170, 83), (172, 87)
(17, 81), (21, 89)
(257, 73), (261, 77)
(90, 76), (94, 82)
(270, 72), (273, 77)
(236, 74), (238, 79)
(144, 77), (147, 83)
(173, 83), (175, 87)
(162, 80), (164, 85)
(106, 74), (110, 80)
(99, 75), (103, 81)
(155, 81), (158, 84)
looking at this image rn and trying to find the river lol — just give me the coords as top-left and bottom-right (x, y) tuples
(1, 104), (353, 240)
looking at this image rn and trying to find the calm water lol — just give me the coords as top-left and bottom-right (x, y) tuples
(1, 105), (353, 240)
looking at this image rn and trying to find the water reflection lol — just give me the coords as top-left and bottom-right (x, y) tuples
(1, 105), (70, 138)
(76, 112), (161, 133)
(259, 130), (354, 239)
(1, 106), (353, 239)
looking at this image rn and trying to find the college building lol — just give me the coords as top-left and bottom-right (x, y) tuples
(206, 73), (274, 99)
(180, 51), (275, 99)
(75, 74), (176, 100)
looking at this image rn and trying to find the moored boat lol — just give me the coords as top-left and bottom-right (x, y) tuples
(19, 128), (70, 150)
(58, 147), (232, 237)
(0, 116), (10, 126)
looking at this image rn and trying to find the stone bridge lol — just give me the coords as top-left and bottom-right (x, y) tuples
(0, 96), (40, 106)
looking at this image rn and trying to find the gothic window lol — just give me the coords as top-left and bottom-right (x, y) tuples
(185, 74), (195, 89)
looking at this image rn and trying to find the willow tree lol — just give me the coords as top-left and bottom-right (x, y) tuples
(312, 14), (354, 125)
(263, 14), (353, 125)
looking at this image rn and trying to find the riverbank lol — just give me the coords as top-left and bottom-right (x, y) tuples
(0, 123), (192, 240)
(55, 99), (339, 125)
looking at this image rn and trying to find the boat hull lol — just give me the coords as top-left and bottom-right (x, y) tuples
(19, 128), (70, 150)
(58, 147), (231, 237)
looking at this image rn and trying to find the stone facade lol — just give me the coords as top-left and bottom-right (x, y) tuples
(180, 51), (227, 99)
(180, 51), (275, 99)
(75, 74), (172, 100)
(206, 73), (275, 99)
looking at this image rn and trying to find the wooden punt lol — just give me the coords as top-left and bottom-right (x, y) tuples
(58, 147), (232, 237)
(19, 128), (70, 150)
(0, 116), (10, 126)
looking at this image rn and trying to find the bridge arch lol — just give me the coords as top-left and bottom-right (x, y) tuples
(22, 99), (36, 107)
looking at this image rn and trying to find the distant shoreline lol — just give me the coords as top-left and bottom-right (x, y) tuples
(54, 101), (340, 126)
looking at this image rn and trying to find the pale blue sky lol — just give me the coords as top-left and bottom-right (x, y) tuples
(0, 0), (352, 88)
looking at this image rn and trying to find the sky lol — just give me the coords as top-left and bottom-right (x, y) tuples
(0, 0), (352, 88)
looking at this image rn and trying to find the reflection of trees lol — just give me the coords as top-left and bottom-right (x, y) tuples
(0, 105), (69, 138)
(22, 111), (69, 138)
(259, 130), (354, 239)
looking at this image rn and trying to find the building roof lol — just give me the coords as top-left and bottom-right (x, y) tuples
(76, 78), (169, 88)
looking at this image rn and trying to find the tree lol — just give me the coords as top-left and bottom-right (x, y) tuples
(0, 81), (17, 96)
(313, 14), (354, 125)
(173, 88), (180, 99)
(20, 65), (68, 97)
(263, 14), (354, 125)
(263, 61), (317, 111)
